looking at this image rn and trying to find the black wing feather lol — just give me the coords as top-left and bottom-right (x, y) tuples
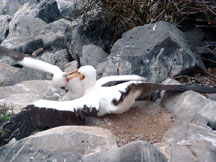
(0, 104), (97, 146)
(113, 83), (216, 105)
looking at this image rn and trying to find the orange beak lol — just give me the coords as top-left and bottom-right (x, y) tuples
(66, 69), (85, 81)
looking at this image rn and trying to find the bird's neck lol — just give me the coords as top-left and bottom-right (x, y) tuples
(84, 83), (98, 94)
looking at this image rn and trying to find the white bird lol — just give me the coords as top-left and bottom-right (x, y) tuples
(1, 65), (216, 145)
(0, 45), (145, 100)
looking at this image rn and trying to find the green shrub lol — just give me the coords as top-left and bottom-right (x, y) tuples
(82, 0), (216, 30)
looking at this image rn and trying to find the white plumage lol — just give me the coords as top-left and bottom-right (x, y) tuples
(33, 65), (146, 116)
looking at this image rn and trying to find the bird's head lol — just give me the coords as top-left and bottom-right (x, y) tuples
(66, 65), (96, 89)
(52, 72), (68, 88)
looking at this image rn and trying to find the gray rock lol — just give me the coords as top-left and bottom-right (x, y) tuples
(103, 21), (206, 82)
(159, 81), (216, 162)
(37, 18), (73, 49)
(1, 14), (46, 53)
(0, 62), (19, 86)
(163, 114), (210, 143)
(0, 80), (60, 113)
(162, 115), (216, 162)
(40, 49), (71, 70)
(6, 0), (59, 23)
(170, 137), (216, 162)
(160, 87), (216, 123)
(0, 15), (11, 43)
(36, 0), (60, 23)
(80, 44), (108, 66)
(12, 66), (52, 83)
(56, 0), (85, 20)
(64, 60), (78, 72)
(0, 126), (117, 162)
(70, 16), (124, 60)
(208, 94), (216, 101)
(82, 140), (167, 162)
(8, 16), (47, 38)
(0, 0), (37, 16)
(96, 61), (107, 78)
(1, 18), (72, 54)
(0, 56), (16, 66)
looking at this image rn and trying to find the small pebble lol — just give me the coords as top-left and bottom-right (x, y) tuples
(107, 122), (112, 126)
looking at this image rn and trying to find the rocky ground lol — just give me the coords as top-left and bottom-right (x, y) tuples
(0, 0), (216, 162)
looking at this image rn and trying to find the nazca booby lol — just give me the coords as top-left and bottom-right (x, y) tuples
(0, 45), (145, 100)
(1, 65), (216, 145)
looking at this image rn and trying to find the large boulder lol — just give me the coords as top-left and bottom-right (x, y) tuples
(35, 0), (60, 23)
(103, 21), (206, 82)
(0, 126), (117, 162)
(82, 140), (167, 162)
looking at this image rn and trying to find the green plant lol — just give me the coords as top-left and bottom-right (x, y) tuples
(0, 105), (13, 123)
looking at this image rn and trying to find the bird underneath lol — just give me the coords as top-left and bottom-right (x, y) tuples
(1, 64), (216, 145)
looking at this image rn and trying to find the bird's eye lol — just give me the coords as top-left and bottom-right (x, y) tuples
(80, 75), (85, 80)
(60, 87), (66, 90)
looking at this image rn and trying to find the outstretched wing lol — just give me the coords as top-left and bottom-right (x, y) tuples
(96, 75), (146, 87)
(0, 45), (63, 75)
(0, 96), (99, 146)
(136, 83), (216, 94)
(0, 45), (25, 60)
(112, 82), (216, 106)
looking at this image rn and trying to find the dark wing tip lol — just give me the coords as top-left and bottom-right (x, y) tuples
(0, 45), (25, 61)
(112, 83), (137, 106)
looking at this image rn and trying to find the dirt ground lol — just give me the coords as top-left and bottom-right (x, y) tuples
(86, 100), (175, 147)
